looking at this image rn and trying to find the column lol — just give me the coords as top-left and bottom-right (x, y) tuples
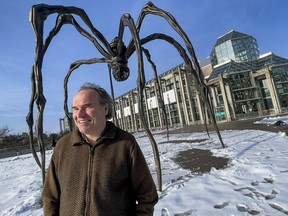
(172, 72), (184, 126)
(144, 87), (152, 129)
(177, 68), (190, 125)
(153, 82), (162, 128)
(182, 69), (196, 123)
(219, 74), (232, 121)
(265, 67), (281, 114)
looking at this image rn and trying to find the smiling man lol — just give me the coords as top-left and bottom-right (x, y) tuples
(72, 85), (109, 143)
(42, 82), (158, 215)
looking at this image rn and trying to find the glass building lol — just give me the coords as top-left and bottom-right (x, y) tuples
(208, 52), (288, 121)
(111, 30), (288, 132)
(210, 30), (260, 67)
(60, 30), (288, 133)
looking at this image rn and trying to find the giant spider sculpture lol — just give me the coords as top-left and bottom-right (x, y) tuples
(26, 1), (225, 192)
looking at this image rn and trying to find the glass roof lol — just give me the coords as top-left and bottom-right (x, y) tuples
(208, 53), (288, 80)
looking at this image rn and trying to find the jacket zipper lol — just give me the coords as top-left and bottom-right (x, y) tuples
(84, 145), (93, 216)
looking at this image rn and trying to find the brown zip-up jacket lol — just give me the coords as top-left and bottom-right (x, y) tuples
(42, 122), (158, 215)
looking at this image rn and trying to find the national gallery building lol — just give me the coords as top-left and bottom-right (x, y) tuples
(60, 30), (288, 133)
(112, 30), (288, 133)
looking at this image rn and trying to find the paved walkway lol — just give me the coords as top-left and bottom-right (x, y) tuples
(170, 116), (288, 135)
(170, 116), (288, 173)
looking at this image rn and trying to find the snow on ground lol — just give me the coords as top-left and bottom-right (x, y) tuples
(0, 116), (288, 215)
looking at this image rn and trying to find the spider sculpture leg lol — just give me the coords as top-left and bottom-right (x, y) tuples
(117, 13), (163, 191)
(26, 67), (42, 169)
(63, 58), (109, 131)
(27, 4), (115, 184)
(142, 47), (169, 140)
(128, 1), (225, 148)
(27, 5), (51, 184)
(27, 4), (164, 191)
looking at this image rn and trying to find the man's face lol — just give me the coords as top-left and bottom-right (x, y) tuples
(72, 89), (108, 136)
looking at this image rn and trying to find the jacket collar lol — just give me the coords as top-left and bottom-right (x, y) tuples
(70, 121), (117, 146)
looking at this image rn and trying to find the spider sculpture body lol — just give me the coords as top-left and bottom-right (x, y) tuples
(26, 1), (225, 192)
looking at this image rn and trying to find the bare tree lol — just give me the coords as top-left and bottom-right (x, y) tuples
(0, 125), (11, 139)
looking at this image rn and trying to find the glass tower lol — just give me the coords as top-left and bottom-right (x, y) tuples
(210, 30), (260, 67)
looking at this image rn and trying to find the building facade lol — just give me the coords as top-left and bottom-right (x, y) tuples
(112, 30), (288, 133)
(210, 30), (260, 67)
(207, 52), (288, 122)
(61, 30), (288, 133)
(113, 64), (205, 132)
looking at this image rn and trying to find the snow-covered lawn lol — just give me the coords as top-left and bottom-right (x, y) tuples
(1, 116), (288, 215)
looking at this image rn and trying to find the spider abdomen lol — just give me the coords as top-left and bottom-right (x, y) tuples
(110, 37), (130, 81)
(111, 56), (130, 82)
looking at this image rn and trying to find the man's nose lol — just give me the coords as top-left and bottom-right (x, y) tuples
(78, 108), (86, 117)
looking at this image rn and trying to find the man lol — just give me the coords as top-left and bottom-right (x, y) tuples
(42, 83), (158, 215)
(50, 137), (56, 149)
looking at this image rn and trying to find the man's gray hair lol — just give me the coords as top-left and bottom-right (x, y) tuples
(78, 82), (113, 119)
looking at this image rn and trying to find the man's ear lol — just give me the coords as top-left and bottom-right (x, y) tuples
(104, 104), (109, 115)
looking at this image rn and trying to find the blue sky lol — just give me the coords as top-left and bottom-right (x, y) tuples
(0, 0), (287, 134)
